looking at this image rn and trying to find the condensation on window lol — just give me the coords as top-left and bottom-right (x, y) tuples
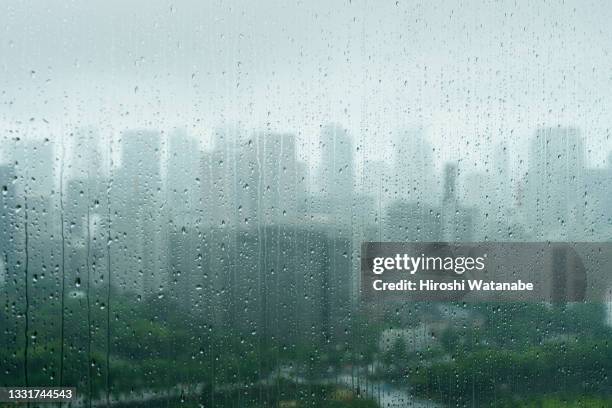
(0, 1), (611, 407)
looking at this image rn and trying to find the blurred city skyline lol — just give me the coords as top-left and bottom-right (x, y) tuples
(2, 3), (612, 405)
(3, 0), (612, 168)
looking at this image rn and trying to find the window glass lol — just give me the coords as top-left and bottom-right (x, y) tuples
(1, 1), (611, 406)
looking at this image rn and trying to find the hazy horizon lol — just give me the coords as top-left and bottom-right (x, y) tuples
(2, 0), (612, 172)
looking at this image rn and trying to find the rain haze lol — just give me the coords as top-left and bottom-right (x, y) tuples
(1, 1), (612, 407)
(2, 0), (612, 170)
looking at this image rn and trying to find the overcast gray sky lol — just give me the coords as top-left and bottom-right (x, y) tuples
(1, 0), (612, 173)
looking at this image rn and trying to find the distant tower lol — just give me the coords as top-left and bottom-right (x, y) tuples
(0, 165), (16, 287)
(69, 128), (104, 180)
(166, 129), (201, 224)
(254, 132), (299, 225)
(442, 163), (474, 241)
(443, 163), (457, 203)
(485, 140), (513, 239)
(442, 163), (457, 241)
(493, 141), (511, 207)
(65, 128), (106, 239)
(13, 140), (55, 198)
(394, 128), (436, 205)
(526, 127), (585, 239)
(204, 125), (241, 228)
(318, 124), (354, 203)
(317, 124), (354, 230)
(12, 140), (58, 256)
(114, 130), (165, 295)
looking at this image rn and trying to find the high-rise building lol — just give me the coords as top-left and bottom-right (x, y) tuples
(317, 124), (354, 222)
(393, 128), (437, 205)
(63, 129), (109, 292)
(442, 163), (475, 241)
(488, 141), (515, 239)
(384, 200), (442, 242)
(11, 140), (60, 296)
(362, 159), (392, 207)
(526, 127), (585, 239)
(203, 225), (351, 346)
(166, 129), (201, 225)
(0, 165), (16, 287)
(68, 128), (105, 180)
(582, 162), (612, 240)
(114, 130), (165, 294)
(358, 159), (390, 242)
(13, 139), (55, 198)
(202, 125), (241, 228)
(252, 131), (299, 225)
(443, 163), (458, 204)
(493, 141), (512, 209)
